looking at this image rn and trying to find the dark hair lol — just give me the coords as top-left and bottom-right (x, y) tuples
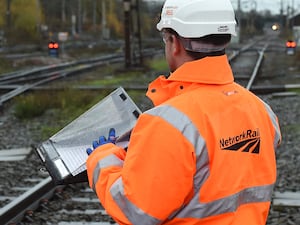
(163, 28), (231, 60)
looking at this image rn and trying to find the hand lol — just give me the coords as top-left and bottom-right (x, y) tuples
(86, 128), (116, 155)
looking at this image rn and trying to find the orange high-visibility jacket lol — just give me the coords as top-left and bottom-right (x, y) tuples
(86, 55), (281, 225)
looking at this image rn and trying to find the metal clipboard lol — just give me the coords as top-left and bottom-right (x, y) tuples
(36, 87), (141, 184)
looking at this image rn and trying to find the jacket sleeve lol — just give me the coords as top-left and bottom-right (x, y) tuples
(86, 112), (196, 224)
(86, 143), (130, 224)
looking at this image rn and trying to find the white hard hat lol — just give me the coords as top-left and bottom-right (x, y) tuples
(157, 0), (237, 38)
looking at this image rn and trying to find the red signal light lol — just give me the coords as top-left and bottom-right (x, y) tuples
(291, 42), (296, 48)
(48, 42), (59, 49)
(286, 41), (296, 48)
(53, 43), (59, 49)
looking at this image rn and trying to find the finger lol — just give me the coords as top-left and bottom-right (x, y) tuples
(108, 128), (116, 143)
(109, 128), (116, 137)
(86, 148), (93, 155)
(93, 140), (99, 148)
(99, 136), (107, 145)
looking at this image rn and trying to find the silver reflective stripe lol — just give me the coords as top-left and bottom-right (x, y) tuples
(146, 105), (274, 220)
(110, 178), (162, 225)
(174, 184), (274, 219)
(146, 105), (210, 193)
(92, 154), (123, 192)
(93, 155), (162, 224)
(262, 101), (281, 147)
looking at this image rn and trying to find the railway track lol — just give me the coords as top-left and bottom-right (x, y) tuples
(0, 49), (159, 106)
(0, 34), (299, 224)
(0, 54), (120, 105)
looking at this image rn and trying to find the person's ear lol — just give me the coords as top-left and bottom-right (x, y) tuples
(171, 35), (182, 55)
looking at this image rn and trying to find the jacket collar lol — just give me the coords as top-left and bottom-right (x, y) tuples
(146, 55), (234, 106)
(168, 55), (234, 84)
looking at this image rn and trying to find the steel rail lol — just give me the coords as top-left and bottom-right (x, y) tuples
(0, 55), (124, 105)
(228, 36), (267, 62)
(0, 177), (59, 225)
(272, 191), (300, 208)
(0, 54), (122, 84)
(0, 55), (121, 85)
(246, 43), (269, 90)
(228, 40), (258, 61)
(0, 49), (160, 106)
(250, 84), (300, 94)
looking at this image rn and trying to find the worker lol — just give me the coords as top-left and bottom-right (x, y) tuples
(86, 0), (281, 224)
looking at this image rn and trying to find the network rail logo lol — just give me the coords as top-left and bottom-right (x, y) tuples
(220, 129), (260, 154)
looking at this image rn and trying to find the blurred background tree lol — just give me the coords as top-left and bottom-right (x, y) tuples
(0, 0), (283, 48)
(0, 0), (163, 45)
(0, 0), (44, 44)
(11, 0), (44, 42)
(0, 1), (4, 27)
